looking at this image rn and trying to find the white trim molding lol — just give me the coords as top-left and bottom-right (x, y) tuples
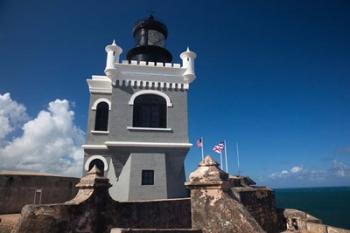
(105, 141), (192, 148)
(128, 90), (173, 107)
(114, 79), (189, 91)
(87, 76), (112, 94)
(91, 130), (109, 134)
(84, 155), (108, 171)
(91, 98), (111, 110)
(127, 126), (172, 132)
(82, 144), (108, 150)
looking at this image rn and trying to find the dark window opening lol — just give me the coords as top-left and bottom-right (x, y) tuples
(88, 159), (105, 176)
(95, 102), (109, 131)
(141, 170), (154, 185)
(133, 94), (166, 128)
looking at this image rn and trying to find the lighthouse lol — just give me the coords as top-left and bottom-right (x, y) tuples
(82, 16), (197, 201)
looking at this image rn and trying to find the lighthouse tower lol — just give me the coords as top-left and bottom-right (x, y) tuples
(82, 16), (197, 201)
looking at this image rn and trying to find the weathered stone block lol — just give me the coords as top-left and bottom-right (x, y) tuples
(306, 222), (327, 233)
(185, 156), (265, 233)
(327, 226), (350, 233)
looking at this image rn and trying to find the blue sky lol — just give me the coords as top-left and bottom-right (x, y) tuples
(0, 0), (349, 188)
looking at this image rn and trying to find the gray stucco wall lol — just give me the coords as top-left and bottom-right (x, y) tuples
(165, 151), (187, 198)
(86, 85), (189, 144)
(128, 153), (167, 200)
(84, 76), (190, 201)
(84, 147), (189, 201)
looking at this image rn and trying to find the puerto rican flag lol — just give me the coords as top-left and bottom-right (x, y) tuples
(212, 142), (225, 154)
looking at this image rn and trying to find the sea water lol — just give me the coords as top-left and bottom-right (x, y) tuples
(274, 186), (350, 229)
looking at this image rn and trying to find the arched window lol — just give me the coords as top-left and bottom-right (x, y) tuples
(133, 94), (166, 128)
(88, 159), (105, 176)
(95, 102), (109, 131)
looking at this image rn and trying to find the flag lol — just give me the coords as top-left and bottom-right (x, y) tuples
(196, 138), (203, 148)
(212, 142), (225, 154)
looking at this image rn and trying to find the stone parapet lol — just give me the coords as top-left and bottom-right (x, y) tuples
(185, 156), (265, 233)
(13, 166), (192, 233)
(233, 186), (281, 233)
(283, 209), (350, 233)
(0, 172), (78, 214)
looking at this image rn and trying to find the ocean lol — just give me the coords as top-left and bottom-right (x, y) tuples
(274, 186), (350, 229)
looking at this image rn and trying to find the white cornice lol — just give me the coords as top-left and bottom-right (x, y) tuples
(114, 79), (189, 90)
(87, 76), (112, 94)
(82, 141), (192, 149)
(109, 60), (195, 86)
(105, 141), (192, 148)
(82, 144), (108, 150)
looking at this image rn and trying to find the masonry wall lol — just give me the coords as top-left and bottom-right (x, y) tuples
(0, 174), (79, 214)
(283, 208), (350, 233)
(14, 197), (192, 233)
(112, 198), (192, 228)
(233, 187), (282, 233)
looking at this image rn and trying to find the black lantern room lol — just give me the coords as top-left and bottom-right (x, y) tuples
(126, 15), (172, 63)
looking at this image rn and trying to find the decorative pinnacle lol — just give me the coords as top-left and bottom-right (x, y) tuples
(186, 46), (190, 52)
(112, 40), (116, 46)
(87, 165), (103, 176)
(186, 155), (229, 186)
(199, 155), (219, 167)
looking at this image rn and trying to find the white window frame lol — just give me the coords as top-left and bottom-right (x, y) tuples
(128, 90), (173, 107)
(84, 155), (108, 171)
(91, 98), (111, 110)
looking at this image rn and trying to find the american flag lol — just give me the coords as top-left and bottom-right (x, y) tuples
(212, 142), (225, 154)
(196, 138), (203, 148)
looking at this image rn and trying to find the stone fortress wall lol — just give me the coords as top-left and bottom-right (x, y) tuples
(1, 157), (350, 233)
(282, 208), (350, 233)
(0, 171), (79, 214)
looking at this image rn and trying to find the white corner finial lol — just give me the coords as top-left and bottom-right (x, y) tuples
(105, 40), (123, 76)
(180, 46), (197, 82)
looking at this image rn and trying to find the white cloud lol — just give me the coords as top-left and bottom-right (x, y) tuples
(0, 93), (28, 144)
(281, 170), (289, 175)
(0, 93), (84, 177)
(269, 165), (303, 179)
(329, 160), (350, 177)
(268, 160), (350, 182)
(290, 166), (303, 173)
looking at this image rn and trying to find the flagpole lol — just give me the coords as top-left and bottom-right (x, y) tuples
(201, 137), (204, 160)
(236, 142), (240, 176)
(220, 151), (223, 170)
(224, 140), (228, 172)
